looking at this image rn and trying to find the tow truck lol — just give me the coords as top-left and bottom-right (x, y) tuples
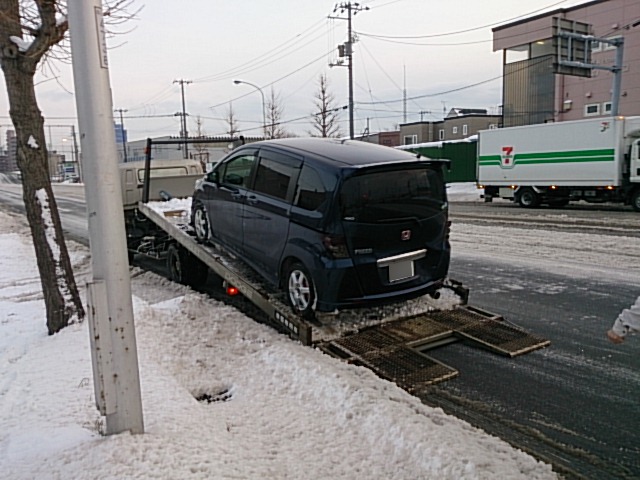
(123, 138), (550, 388)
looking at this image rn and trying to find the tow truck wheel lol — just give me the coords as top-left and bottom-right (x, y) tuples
(517, 187), (541, 208)
(285, 262), (316, 318)
(632, 189), (640, 212)
(167, 245), (208, 288)
(192, 203), (209, 243)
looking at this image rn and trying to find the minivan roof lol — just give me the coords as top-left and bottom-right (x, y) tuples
(245, 137), (445, 168)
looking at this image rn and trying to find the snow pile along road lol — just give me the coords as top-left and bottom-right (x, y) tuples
(0, 208), (557, 479)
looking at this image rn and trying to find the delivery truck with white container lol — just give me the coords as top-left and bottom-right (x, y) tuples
(477, 116), (640, 211)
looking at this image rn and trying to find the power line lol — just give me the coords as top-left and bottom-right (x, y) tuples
(194, 19), (327, 83)
(357, 56), (550, 106)
(209, 48), (333, 110)
(357, 0), (568, 39)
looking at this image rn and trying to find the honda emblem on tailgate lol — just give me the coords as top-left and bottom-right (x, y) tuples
(401, 230), (411, 241)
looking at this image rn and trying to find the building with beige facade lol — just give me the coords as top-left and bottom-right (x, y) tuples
(493, 0), (640, 127)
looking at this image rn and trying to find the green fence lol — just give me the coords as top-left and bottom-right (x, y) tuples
(408, 141), (478, 183)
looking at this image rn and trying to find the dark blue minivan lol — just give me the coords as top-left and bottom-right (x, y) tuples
(191, 138), (450, 316)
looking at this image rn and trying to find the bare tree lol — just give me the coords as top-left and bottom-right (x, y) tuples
(265, 87), (287, 139)
(0, 0), (137, 334)
(225, 102), (240, 138)
(309, 73), (342, 138)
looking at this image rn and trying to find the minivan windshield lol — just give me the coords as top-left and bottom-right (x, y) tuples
(340, 166), (446, 223)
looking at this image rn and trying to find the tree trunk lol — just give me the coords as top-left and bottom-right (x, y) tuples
(2, 58), (86, 335)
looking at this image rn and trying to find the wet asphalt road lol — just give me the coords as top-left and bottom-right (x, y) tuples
(424, 201), (640, 479)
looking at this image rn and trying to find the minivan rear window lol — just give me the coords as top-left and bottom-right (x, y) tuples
(340, 167), (446, 223)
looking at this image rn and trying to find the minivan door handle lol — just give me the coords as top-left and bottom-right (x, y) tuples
(246, 194), (259, 205)
(230, 191), (244, 201)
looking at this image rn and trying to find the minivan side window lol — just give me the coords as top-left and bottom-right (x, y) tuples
(220, 154), (256, 186)
(294, 165), (327, 211)
(253, 154), (300, 201)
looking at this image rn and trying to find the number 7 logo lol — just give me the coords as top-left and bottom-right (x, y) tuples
(501, 146), (515, 168)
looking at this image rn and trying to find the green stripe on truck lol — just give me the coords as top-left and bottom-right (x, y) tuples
(479, 149), (615, 167)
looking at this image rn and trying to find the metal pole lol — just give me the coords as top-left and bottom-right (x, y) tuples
(71, 125), (81, 181)
(347, 4), (354, 140)
(142, 138), (152, 204)
(68, 0), (144, 435)
(610, 38), (625, 117)
(234, 80), (266, 139)
(115, 108), (128, 162)
(174, 79), (191, 158)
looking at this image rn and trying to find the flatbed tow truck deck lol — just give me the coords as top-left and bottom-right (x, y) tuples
(136, 200), (550, 387)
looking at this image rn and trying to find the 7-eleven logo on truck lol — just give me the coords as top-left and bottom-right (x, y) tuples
(500, 146), (515, 168)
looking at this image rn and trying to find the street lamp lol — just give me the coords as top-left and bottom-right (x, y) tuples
(233, 79), (266, 139)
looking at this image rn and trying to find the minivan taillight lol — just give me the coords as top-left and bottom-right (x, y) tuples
(323, 235), (349, 258)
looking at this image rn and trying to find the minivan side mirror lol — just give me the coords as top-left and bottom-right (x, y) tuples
(206, 170), (219, 183)
(225, 173), (244, 186)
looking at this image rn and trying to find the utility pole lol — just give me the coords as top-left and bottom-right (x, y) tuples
(329, 2), (368, 140)
(419, 110), (431, 122)
(174, 79), (192, 158)
(71, 124), (81, 180)
(403, 65), (407, 124)
(68, 0), (144, 435)
(114, 108), (128, 162)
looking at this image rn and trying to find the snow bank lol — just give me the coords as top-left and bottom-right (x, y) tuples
(0, 209), (556, 479)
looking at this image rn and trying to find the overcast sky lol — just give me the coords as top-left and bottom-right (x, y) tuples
(0, 0), (587, 150)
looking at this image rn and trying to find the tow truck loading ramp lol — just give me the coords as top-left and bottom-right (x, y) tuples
(317, 307), (551, 388)
(137, 201), (550, 387)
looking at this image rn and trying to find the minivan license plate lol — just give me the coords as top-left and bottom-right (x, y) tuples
(377, 249), (426, 283)
(388, 259), (414, 282)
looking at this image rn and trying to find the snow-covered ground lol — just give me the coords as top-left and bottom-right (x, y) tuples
(0, 186), (559, 479)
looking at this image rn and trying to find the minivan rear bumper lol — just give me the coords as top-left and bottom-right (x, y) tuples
(312, 248), (450, 312)
(315, 277), (445, 312)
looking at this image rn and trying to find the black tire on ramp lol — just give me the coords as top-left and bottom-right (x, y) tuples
(166, 244), (208, 288)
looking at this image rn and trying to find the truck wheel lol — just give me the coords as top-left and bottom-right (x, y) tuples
(285, 262), (316, 318)
(517, 187), (541, 208)
(192, 203), (210, 243)
(167, 245), (208, 288)
(632, 189), (640, 212)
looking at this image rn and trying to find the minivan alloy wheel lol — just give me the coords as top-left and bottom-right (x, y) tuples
(193, 204), (209, 243)
(286, 263), (315, 316)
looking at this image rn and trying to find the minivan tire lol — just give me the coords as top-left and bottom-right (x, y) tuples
(192, 202), (209, 243)
(285, 262), (316, 318)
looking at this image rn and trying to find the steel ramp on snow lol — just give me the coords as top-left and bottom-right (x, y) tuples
(318, 306), (550, 387)
(322, 328), (459, 389)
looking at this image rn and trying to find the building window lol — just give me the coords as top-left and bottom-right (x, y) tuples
(452, 126), (458, 134)
(489, 124), (498, 130)
(602, 102), (612, 114)
(584, 103), (600, 117)
(403, 134), (417, 145)
(439, 129), (445, 140)
(462, 124), (468, 136)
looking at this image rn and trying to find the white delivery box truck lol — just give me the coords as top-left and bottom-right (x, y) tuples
(477, 116), (640, 211)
